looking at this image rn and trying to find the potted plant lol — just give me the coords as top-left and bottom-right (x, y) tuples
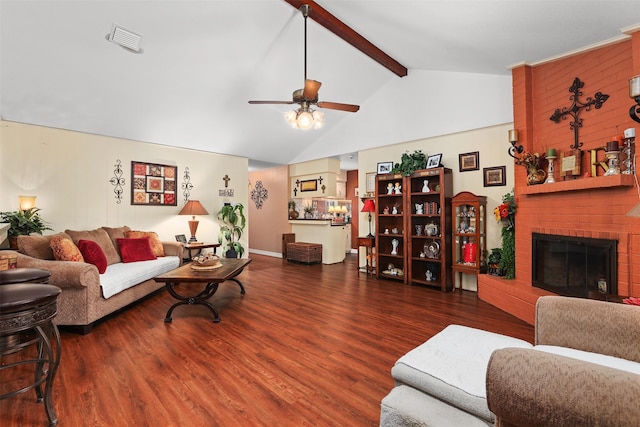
(288, 200), (299, 220)
(0, 208), (52, 249)
(392, 150), (428, 176)
(487, 248), (503, 276)
(217, 203), (246, 258)
(303, 205), (314, 219)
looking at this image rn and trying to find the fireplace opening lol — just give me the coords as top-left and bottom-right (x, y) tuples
(532, 233), (617, 298)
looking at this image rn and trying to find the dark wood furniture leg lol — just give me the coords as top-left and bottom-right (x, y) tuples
(164, 282), (221, 323)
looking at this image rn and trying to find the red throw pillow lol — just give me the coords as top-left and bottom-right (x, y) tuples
(117, 237), (157, 263)
(78, 239), (108, 274)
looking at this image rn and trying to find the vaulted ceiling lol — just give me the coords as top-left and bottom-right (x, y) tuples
(1, 1), (639, 170)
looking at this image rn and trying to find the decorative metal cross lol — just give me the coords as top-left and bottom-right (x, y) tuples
(222, 174), (231, 188)
(549, 77), (609, 150)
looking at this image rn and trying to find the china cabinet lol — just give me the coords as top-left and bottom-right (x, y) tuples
(451, 191), (487, 290)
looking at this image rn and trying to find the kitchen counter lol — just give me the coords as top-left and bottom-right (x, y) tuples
(288, 220), (348, 264)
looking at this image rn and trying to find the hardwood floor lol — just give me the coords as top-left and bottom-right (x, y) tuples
(1, 254), (533, 426)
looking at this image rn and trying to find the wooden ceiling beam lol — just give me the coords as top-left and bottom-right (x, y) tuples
(284, 0), (408, 77)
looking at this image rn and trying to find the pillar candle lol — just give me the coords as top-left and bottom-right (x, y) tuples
(631, 75), (640, 98)
(547, 148), (556, 157)
(606, 141), (619, 152)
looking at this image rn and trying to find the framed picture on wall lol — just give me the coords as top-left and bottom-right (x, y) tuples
(483, 166), (506, 187)
(366, 172), (376, 194)
(459, 151), (479, 172)
(131, 161), (177, 205)
(300, 179), (317, 192)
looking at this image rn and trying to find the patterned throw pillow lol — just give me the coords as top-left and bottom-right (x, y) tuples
(117, 237), (157, 263)
(50, 236), (84, 262)
(77, 239), (108, 274)
(125, 231), (165, 257)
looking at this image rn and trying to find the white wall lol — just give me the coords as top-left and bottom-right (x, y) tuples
(0, 120), (249, 250)
(357, 123), (515, 291)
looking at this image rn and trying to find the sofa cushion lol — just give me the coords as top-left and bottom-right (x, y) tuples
(391, 325), (533, 422)
(99, 255), (180, 298)
(50, 235), (84, 262)
(78, 239), (108, 274)
(65, 228), (121, 265)
(117, 237), (157, 263)
(125, 230), (165, 257)
(102, 226), (131, 258)
(17, 232), (71, 260)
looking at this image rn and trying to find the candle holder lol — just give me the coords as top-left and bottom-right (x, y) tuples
(604, 151), (621, 176)
(622, 137), (635, 175)
(545, 155), (556, 183)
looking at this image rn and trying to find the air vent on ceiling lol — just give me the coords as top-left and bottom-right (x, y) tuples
(106, 24), (143, 53)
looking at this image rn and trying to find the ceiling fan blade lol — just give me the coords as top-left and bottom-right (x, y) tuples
(248, 100), (294, 105)
(302, 79), (321, 100)
(317, 101), (360, 113)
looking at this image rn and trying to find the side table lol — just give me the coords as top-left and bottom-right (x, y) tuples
(357, 236), (376, 276)
(183, 242), (221, 262)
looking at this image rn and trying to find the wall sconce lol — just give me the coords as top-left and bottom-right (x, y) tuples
(18, 195), (37, 211)
(507, 129), (524, 159)
(629, 75), (640, 124)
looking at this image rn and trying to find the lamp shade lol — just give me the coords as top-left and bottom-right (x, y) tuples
(18, 195), (37, 211)
(178, 200), (209, 217)
(361, 199), (376, 213)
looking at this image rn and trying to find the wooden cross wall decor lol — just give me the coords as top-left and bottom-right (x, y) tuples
(222, 174), (231, 188)
(549, 77), (609, 150)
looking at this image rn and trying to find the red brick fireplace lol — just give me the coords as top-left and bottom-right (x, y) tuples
(478, 27), (640, 324)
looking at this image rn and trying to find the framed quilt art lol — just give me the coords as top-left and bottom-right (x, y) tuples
(131, 161), (177, 205)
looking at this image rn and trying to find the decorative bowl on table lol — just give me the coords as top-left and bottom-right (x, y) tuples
(191, 253), (222, 270)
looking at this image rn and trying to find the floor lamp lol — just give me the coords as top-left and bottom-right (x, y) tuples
(178, 200), (209, 242)
(361, 199), (376, 238)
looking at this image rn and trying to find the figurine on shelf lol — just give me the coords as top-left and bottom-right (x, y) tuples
(415, 203), (424, 214)
(387, 183), (394, 194)
(422, 179), (430, 193)
(394, 182), (402, 194)
(383, 206), (390, 214)
(392, 206), (398, 214)
(425, 270), (433, 281)
(391, 238), (399, 255)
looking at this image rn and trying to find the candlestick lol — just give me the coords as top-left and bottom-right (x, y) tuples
(545, 156), (556, 184)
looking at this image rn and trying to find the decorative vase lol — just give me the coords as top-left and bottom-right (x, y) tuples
(526, 169), (546, 185)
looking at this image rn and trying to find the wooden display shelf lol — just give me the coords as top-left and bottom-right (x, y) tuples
(520, 174), (634, 195)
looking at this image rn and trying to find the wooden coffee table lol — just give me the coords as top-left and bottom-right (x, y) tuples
(154, 258), (252, 323)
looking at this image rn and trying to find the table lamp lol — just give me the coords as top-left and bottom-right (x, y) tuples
(361, 199), (376, 238)
(178, 200), (209, 242)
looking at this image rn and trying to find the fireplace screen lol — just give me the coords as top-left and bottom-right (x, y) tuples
(532, 233), (617, 298)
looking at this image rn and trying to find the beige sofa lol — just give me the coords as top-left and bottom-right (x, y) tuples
(380, 296), (640, 426)
(8, 226), (183, 334)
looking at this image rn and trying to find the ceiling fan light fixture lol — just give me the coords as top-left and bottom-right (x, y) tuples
(296, 110), (314, 129)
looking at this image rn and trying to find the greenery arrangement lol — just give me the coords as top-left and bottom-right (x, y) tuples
(487, 247), (503, 276)
(288, 200), (299, 219)
(0, 208), (52, 245)
(493, 191), (516, 279)
(392, 150), (427, 176)
(217, 203), (246, 258)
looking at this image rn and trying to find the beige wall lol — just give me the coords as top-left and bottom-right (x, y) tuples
(357, 123), (515, 290)
(248, 165), (290, 257)
(0, 120), (249, 252)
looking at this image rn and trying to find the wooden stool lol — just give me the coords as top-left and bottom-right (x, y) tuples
(0, 283), (62, 426)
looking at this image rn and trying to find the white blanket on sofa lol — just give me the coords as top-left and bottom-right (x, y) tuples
(99, 256), (180, 298)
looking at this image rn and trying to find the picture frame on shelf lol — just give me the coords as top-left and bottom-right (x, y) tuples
(377, 162), (393, 174)
(483, 166), (506, 187)
(366, 172), (377, 194)
(459, 151), (479, 172)
(175, 234), (187, 243)
(426, 153), (442, 169)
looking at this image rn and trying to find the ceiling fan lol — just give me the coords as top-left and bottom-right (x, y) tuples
(248, 4), (360, 129)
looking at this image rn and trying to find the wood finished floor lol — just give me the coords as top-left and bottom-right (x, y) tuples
(1, 254), (534, 426)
